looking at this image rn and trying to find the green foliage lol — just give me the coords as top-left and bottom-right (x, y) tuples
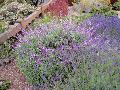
(41, 15), (52, 24)
(17, 58), (39, 84)
(0, 80), (11, 90)
(71, 32), (83, 43)
(0, 1), (35, 25)
(0, 39), (16, 59)
(90, 6), (110, 13)
(17, 0), (26, 3)
(54, 58), (120, 90)
(42, 30), (83, 49)
(0, 43), (11, 59)
(0, 0), (4, 7)
(24, 0), (33, 5)
(42, 30), (62, 48)
(32, 15), (52, 29)
(90, 6), (117, 16)
(113, 0), (120, 11)
(70, 13), (93, 24)
(0, 21), (7, 34)
(0, 0), (4, 4)
(4, 0), (26, 4)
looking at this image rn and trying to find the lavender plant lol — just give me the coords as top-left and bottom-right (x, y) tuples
(75, 15), (120, 51)
(15, 26), (85, 87)
(15, 14), (120, 89)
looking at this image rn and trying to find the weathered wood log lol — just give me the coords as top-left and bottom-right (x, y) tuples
(0, 0), (53, 44)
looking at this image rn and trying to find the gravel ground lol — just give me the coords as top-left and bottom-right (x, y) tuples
(0, 60), (30, 90)
(0, 60), (46, 90)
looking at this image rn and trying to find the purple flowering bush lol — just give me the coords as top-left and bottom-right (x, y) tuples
(76, 15), (120, 51)
(15, 26), (86, 88)
(15, 15), (120, 89)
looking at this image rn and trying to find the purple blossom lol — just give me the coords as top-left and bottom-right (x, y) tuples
(75, 15), (120, 49)
(58, 45), (65, 50)
(39, 46), (47, 55)
(35, 58), (41, 65)
(14, 14), (120, 87)
(70, 43), (79, 51)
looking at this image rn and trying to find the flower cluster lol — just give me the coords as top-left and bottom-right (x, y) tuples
(75, 15), (120, 51)
(15, 14), (120, 89)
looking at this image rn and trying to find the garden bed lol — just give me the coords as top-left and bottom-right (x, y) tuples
(0, 1), (36, 33)
(14, 9), (120, 89)
(0, 0), (120, 90)
(0, 0), (53, 44)
(0, 60), (30, 90)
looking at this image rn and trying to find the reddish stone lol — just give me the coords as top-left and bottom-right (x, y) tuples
(45, 0), (69, 17)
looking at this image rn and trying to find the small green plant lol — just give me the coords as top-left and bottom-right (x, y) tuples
(0, 21), (8, 34)
(0, 80), (11, 90)
(32, 15), (52, 29)
(90, 6), (110, 13)
(0, 0), (4, 7)
(90, 6), (117, 16)
(41, 15), (52, 24)
(42, 30), (62, 48)
(112, 0), (120, 10)
(0, 38), (16, 59)
(42, 29), (84, 49)
(71, 13), (93, 24)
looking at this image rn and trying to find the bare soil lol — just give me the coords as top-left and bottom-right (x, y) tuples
(0, 60), (30, 90)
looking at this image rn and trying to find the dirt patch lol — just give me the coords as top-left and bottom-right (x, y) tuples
(0, 60), (30, 90)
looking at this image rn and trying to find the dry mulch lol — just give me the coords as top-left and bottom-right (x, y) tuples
(0, 60), (30, 90)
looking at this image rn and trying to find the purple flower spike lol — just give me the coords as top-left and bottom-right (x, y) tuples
(35, 58), (41, 65)
(39, 46), (48, 55)
(70, 43), (79, 51)
(76, 15), (120, 49)
(59, 45), (65, 50)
